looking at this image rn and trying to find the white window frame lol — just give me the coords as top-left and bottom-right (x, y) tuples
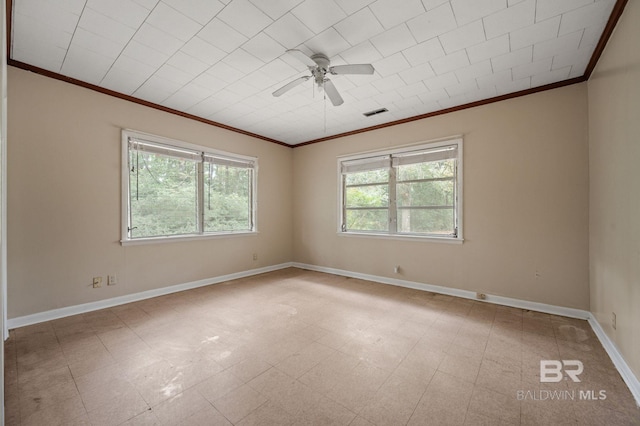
(337, 137), (463, 243)
(121, 129), (258, 245)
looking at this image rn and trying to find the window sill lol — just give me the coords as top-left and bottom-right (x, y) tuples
(337, 231), (463, 244)
(121, 231), (258, 246)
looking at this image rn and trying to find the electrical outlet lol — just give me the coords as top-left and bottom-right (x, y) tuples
(108, 275), (117, 285)
(253, 253), (258, 261)
(393, 265), (400, 274)
(612, 312), (616, 330)
(92, 277), (102, 288)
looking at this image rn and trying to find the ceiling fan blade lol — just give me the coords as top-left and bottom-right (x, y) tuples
(286, 49), (317, 68)
(272, 76), (310, 97)
(323, 79), (344, 106)
(329, 64), (375, 75)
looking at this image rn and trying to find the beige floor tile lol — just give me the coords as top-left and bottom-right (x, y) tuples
(211, 384), (267, 423)
(86, 388), (149, 426)
(235, 400), (294, 426)
(5, 269), (640, 425)
(151, 388), (212, 424)
(21, 393), (87, 426)
(176, 406), (232, 426)
(195, 370), (244, 403)
(275, 342), (336, 378)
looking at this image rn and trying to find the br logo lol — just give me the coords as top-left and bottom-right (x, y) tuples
(540, 360), (584, 382)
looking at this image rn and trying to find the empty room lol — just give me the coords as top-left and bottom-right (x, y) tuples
(0, 0), (639, 425)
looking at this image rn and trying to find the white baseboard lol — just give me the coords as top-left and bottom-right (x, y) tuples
(588, 315), (640, 407)
(292, 262), (590, 319)
(293, 262), (639, 407)
(7, 261), (639, 407)
(7, 262), (294, 329)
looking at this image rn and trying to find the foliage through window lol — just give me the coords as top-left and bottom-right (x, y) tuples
(340, 139), (462, 239)
(122, 130), (256, 241)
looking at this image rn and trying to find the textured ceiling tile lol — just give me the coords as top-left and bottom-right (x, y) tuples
(61, 45), (113, 84)
(12, 13), (74, 52)
(334, 7), (384, 47)
(78, 7), (136, 45)
(134, 23), (184, 56)
(396, 81), (428, 98)
(531, 66), (571, 86)
(162, 0), (225, 25)
(180, 37), (227, 66)
(402, 39), (445, 66)
(509, 16), (561, 51)
(483, 0), (535, 39)
(122, 40), (170, 68)
(373, 52), (412, 77)
(370, 0), (425, 30)
(292, 0), (347, 34)
(334, 0), (375, 14)
(424, 72), (458, 90)
(146, 2), (202, 41)
(134, 75), (181, 103)
(454, 59), (492, 82)
(559, 0), (615, 36)
(86, 0), (150, 29)
(248, 0), (305, 20)
(533, 30), (583, 61)
(491, 46), (532, 71)
(153, 63), (194, 86)
(466, 34), (509, 64)
(399, 63), (436, 84)
(223, 49), (265, 74)
(303, 28), (351, 58)
(70, 27), (125, 59)
(199, 18), (249, 53)
(10, 0), (619, 145)
(439, 20), (486, 54)
(536, 0), (593, 22)
(450, 0), (506, 26)
(370, 24), (417, 57)
(218, 0), (274, 38)
(339, 41), (384, 64)
(167, 51), (210, 77)
(445, 79), (479, 97)
(512, 57), (552, 80)
(264, 13), (315, 49)
(407, 3), (457, 43)
(496, 76), (531, 95)
(430, 50), (469, 75)
(476, 68), (512, 88)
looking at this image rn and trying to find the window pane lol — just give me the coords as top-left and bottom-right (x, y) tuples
(346, 209), (389, 232)
(345, 184), (389, 208)
(204, 164), (252, 232)
(345, 169), (389, 185)
(397, 208), (454, 234)
(396, 180), (454, 207)
(397, 159), (454, 181)
(129, 152), (198, 238)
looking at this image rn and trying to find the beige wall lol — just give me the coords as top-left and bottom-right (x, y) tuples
(7, 67), (293, 318)
(293, 84), (590, 310)
(588, 1), (640, 379)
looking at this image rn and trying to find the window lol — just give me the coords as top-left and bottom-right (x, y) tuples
(122, 130), (257, 243)
(339, 138), (462, 240)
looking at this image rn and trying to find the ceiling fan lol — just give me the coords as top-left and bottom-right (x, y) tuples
(272, 49), (375, 106)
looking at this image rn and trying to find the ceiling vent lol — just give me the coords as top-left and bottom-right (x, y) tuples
(363, 108), (388, 117)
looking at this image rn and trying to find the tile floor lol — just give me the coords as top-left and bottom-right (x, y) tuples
(3, 268), (639, 425)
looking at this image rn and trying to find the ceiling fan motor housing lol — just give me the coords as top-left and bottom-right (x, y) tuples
(310, 53), (330, 86)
